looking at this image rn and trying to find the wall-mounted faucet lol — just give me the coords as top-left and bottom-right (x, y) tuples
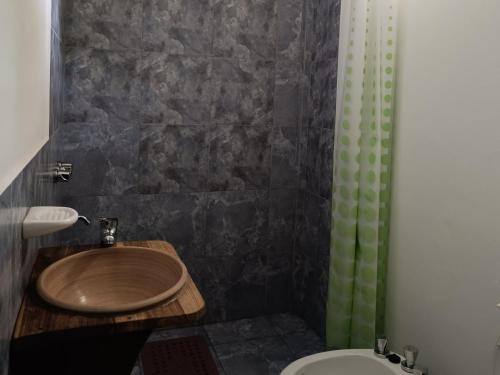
(37, 162), (73, 182)
(77, 216), (91, 225)
(98, 218), (118, 246)
(53, 162), (73, 182)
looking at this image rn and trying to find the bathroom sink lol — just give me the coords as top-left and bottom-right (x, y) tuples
(37, 246), (188, 313)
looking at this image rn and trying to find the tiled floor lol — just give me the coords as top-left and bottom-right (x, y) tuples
(131, 313), (325, 375)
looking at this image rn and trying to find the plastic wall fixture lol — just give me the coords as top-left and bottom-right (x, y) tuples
(23, 206), (79, 239)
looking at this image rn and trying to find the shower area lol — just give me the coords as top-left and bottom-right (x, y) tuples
(55, 0), (341, 337)
(0, 0), (341, 374)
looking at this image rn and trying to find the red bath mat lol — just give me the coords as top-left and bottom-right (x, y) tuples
(141, 335), (220, 375)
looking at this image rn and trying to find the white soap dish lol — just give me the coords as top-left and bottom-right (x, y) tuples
(23, 206), (79, 239)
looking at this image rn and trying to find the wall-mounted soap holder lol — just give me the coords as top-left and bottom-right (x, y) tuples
(23, 207), (89, 239)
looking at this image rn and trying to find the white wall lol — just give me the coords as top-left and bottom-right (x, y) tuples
(386, 1), (500, 374)
(0, 1), (51, 194)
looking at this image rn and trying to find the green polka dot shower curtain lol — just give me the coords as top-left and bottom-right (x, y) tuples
(326, 0), (397, 349)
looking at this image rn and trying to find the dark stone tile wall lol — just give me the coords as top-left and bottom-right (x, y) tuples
(0, 1), (64, 373)
(58, 0), (305, 323)
(0, 0), (339, 372)
(292, 0), (341, 337)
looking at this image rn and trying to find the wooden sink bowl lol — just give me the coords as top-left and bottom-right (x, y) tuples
(36, 246), (188, 313)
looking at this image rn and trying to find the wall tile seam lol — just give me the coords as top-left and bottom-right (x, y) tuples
(57, 188), (278, 198)
(62, 49), (278, 64)
(270, 0), (304, 199)
(58, 188), (300, 200)
(292, 0), (310, 276)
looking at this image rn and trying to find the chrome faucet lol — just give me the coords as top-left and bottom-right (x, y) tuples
(78, 216), (91, 225)
(97, 218), (118, 246)
(374, 335), (389, 358)
(402, 345), (427, 374)
(53, 162), (73, 182)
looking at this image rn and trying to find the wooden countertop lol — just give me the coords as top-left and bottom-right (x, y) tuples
(13, 241), (205, 341)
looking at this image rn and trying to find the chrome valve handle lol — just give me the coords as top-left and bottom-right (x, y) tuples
(401, 345), (419, 373)
(374, 336), (388, 358)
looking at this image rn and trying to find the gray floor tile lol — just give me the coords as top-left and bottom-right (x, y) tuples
(209, 345), (227, 375)
(136, 314), (319, 375)
(268, 313), (309, 335)
(205, 316), (277, 345)
(282, 329), (325, 360)
(147, 326), (207, 342)
(214, 337), (293, 375)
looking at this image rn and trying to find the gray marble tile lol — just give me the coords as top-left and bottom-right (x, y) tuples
(187, 256), (231, 322)
(310, 260), (329, 336)
(133, 193), (207, 258)
(224, 254), (269, 319)
(291, 249), (316, 320)
(268, 313), (309, 335)
(190, 253), (270, 322)
(274, 71), (301, 128)
(317, 194), (331, 260)
(50, 31), (64, 135)
(292, 0), (340, 337)
(268, 189), (296, 254)
(205, 190), (269, 257)
(65, 48), (141, 102)
(300, 72), (313, 128)
(310, 58), (337, 130)
(214, 337), (293, 375)
(297, 126), (309, 190)
(132, 315), (318, 375)
(58, 194), (138, 245)
(147, 326), (207, 342)
(0, 188), (13, 375)
(298, 192), (327, 257)
(293, 192), (328, 311)
(315, 0), (340, 62)
(211, 59), (274, 126)
(208, 125), (271, 191)
(205, 317), (276, 345)
(264, 254), (292, 313)
(271, 127), (299, 189)
(51, 0), (62, 39)
(63, 48), (141, 124)
(57, 122), (139, 197)
(302, 0), (316, 57)
(140, 53), (212, 125)
(0, 4), (67, 372)
(139, 125), (209, 193)
(318, 128), (334, 199)
(63, 95), (139, 124)
(305, 126), (321, 194)
(142, 0), (213, 55)
(210, 345), (228, 375)
(213, 0), (277, 60)
(59, 193), (206, 258)
(62, 0), (143, 50)
(274, 27), (302, 134)
(282, 329), (325, 359)
(276, 0), (303, 63)
(0, 138), (58, 375)
(292, 197), (330, 337)
(54, 0), (339, 339)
